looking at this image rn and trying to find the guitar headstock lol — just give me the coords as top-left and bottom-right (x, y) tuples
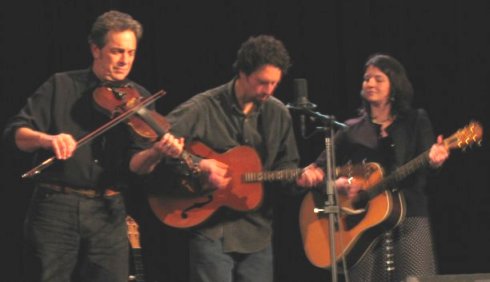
(445, 121), (483, 150)
(126, 215), (141, 249)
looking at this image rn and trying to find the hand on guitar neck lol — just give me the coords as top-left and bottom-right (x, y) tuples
(296, 163), (325, 188)
(428, 134), (450, 168)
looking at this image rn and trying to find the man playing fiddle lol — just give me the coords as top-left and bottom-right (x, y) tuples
(2, 10), (182, 282)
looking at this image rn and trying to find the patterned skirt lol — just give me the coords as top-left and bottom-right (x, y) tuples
(344, 217), (437, 282)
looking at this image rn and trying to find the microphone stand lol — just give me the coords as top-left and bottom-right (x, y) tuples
(300, 107), (348, 130)
(295, 107), (349, 282)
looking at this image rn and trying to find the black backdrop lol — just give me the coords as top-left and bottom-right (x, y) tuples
(1, 1), (489, 281)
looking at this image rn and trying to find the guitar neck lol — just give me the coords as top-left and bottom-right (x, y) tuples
(130, 248), (145, 282)
(126, 215), (145, 282)
(366, 151), (430, 200)
(243, 168), (303, 183)
(180, 150), (199, 173)
(363, 120), (484, 201)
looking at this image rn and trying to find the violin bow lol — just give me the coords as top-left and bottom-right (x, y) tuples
(21, 90), (166, 179)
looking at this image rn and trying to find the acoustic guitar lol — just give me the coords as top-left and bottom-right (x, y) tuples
(148, 141), (303, 228)
(126, 216), (146, 282)
(299, 121), (483, 269)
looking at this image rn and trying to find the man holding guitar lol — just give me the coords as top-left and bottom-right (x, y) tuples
(300, 53), (451, 281)
(145, 35), (317, 282)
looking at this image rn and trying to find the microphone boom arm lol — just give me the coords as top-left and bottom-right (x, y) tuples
(287, 105), (348, 129)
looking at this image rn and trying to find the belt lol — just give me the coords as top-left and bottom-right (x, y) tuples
(38, 183), (120, 198)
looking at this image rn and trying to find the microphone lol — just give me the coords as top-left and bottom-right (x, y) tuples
(289, 78), (316, 137)
(292, 78), (316, 109)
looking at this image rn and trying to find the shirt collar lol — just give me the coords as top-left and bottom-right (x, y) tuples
(224, 77), (262, 117)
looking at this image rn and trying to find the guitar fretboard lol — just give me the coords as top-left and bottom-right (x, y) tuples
(242, 168), (303, 183)
(366, 151), (430, 200)
(130, 248), (145, 282)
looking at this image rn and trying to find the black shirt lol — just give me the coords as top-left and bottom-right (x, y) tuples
(3, 68), (150, 190)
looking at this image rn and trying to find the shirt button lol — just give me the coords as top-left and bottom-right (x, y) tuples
(94, 159), (99, 163)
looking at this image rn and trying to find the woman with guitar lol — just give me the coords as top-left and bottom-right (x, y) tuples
(300, 53), (450, 281)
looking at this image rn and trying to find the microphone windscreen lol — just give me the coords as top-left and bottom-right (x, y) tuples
(293, 78), (309, 106)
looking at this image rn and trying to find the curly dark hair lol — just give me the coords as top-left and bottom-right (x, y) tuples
(88, 10), (143, 48)
(233, 35), (291, 76)
(361, 53), (414, 116)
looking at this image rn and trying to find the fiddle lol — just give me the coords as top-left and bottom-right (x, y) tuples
(92, 83), (171, 141)
(21, 85), (165, 178)
(93, 84), (200, 178)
